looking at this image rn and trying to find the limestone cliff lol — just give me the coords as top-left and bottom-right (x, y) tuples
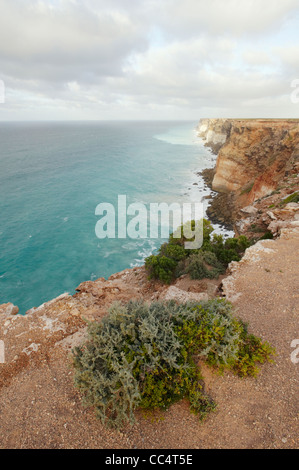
(198, 119), (299, 204)
(197, 118), (232, 155)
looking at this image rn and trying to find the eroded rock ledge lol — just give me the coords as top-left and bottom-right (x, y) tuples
(0, 266), (221, 391)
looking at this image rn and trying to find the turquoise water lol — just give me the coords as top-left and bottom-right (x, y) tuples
(0, 121), (223, 314)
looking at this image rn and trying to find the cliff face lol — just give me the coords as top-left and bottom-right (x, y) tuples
(197, 118), (232, 154)
(198, 119), (299, 205)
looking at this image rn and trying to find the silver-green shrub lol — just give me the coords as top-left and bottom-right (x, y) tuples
(72, 299), (274, 428)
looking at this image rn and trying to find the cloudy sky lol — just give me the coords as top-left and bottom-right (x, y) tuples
(0, 0), (299, 120)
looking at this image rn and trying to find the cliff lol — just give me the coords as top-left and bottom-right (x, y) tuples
(198, 119), (299, 202)
(198, 119), (299, 231)
(197, 118), (232, 154)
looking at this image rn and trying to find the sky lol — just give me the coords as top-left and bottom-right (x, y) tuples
(0, 0), (299, 121)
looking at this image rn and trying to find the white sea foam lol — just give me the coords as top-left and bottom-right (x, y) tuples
(130, 240), (158, 267)
(154, 125), (203, 146)
(182, 160), (235, 238)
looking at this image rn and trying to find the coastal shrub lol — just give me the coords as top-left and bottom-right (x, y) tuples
(159, 243), (186, 261)
(145, 255), (177, 284)
(182, 251), (225, 280)
(204, 233), (251, 266)
(144, 219), (251, 283)
(169, 218), (214, 249)
(72, 299), (274, 429)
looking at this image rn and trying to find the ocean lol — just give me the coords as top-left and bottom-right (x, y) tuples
(0, 120), (232, 314)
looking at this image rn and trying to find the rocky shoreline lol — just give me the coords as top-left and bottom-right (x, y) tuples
(200, 168), (234, 230)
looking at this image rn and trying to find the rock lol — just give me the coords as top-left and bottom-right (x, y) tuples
(268, 220), (286, 234)
(235, 218), (252, 233)
(160, 286), (209, 303)
(0, 303), (19, 316)
(284, 203), (299, 211)
(241, 205), (258, 216)
(266, 211), (277, 220)
(268, 219), (299, 234)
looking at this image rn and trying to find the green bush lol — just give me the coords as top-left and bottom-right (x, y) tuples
(144, 219), (252, 283)
(159, 242), (186, 261)
(205, 234), (251, 265)
(72, 299), (274, 428)
(145, 255), (177, 284)
(169, 218), (214, 248)
(182, 251), (225, 280)
(258, 231), (274, 240)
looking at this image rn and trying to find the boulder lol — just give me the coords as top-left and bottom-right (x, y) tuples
(268, 219), (299, 234)
(0, 303), (19, 316)
(266, 211), (277, 220)
(160, 286), (209, 303)
(240, 205), (258, 216)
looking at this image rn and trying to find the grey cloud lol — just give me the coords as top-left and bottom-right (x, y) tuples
(0, 0), (148, 84)
(274, 46), (299, 75)
(0, 0), (299, 120)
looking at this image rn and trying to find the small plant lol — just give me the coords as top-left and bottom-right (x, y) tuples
(72, 299), (275, 429)
(280, 191), (299, 206)
(259, 231), (273, 240)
